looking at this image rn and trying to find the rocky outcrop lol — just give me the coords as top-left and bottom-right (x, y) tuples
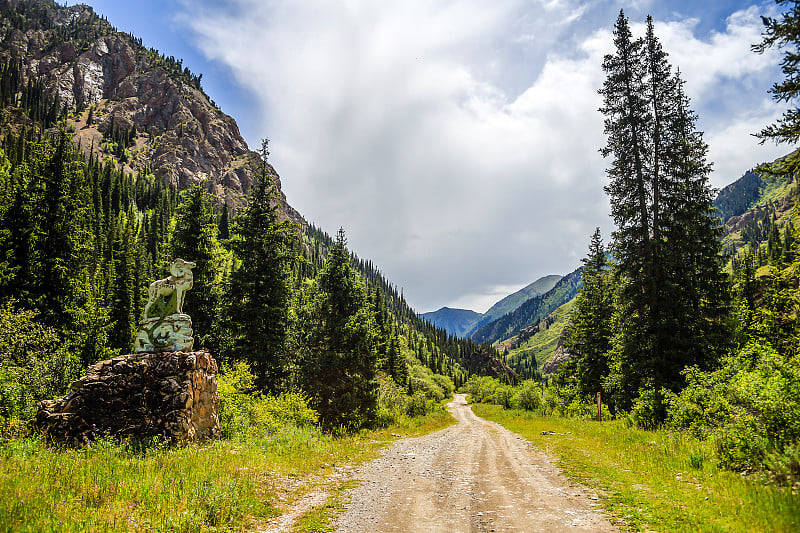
(36, 350), (220, 444)
(0, 0), (303, 224)
(542, 336), (574, 376)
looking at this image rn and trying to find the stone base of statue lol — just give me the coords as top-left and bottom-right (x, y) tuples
(35, 351), (220, 444)
(134, 314), (194, 353)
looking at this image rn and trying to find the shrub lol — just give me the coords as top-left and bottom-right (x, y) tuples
(628, 387), (667, 430)
(0, 302), (80, 424)
(217, 361), (318, 439)
(667, 340), (800, 479)
(406, 390), (430, 417)
(493, 384), (514, 408)
(408, 365), (446, 401)
(375, 376), (409, 426)
(512, 380), (541, 411)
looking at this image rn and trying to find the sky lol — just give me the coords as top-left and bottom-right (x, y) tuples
(68, 0), (791, 314)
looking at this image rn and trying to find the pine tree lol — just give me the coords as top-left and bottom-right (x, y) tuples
(170, 183), (221, 349)
(218, 203), (230, 240)
(225, 139), (296, 392)
(600, 12), (730, 411)
(561, 228), (613, 401)
(299, 228), (379, 430)
(108, 213), (135, 350)
(600, 11), (655, 409)
(754, 0), (800, 148)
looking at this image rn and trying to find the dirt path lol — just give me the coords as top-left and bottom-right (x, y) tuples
(334, 394), (618, 532)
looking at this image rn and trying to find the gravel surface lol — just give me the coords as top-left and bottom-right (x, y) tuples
(334, 394), (618, 532)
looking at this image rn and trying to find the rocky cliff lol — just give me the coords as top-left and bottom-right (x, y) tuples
(0, 0), (301, 223)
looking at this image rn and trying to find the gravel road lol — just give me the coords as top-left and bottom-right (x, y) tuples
(334, 394), (618, 532)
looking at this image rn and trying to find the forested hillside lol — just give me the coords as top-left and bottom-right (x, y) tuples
(420, 274), (562, 338)
(470, 268), (581, 345)
(0, 0), (300, 216)
(0, 0), (512, 436)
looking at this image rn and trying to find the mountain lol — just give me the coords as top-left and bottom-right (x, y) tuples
(716, 151), (798, 258)
(714, 170), (761, 224)
(465, 274), (562, 336)
(0, 0), (300, 223)
(421, 274), (563, 338)
(470, 267), (582, 345)
(502, 298), (576, 378)
(420, 307), (482, 338)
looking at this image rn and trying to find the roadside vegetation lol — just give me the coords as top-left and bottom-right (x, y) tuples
(473, 403), (799, 532)
(0, 362), (453, 532)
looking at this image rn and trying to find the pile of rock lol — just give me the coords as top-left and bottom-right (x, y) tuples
(36, 351), (220, 444)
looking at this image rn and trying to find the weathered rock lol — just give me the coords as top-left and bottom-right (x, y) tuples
(542, 336), (575, 376)
(35, 350), (220, 444)
(0, 0), (304, 225)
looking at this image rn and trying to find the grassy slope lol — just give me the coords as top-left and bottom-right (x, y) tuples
(503, 298), (575, 373)
(0, 411), (454, 532)
(473, 404), (800, 533)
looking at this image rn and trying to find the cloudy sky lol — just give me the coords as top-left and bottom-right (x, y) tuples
(71, 0), (791, 313)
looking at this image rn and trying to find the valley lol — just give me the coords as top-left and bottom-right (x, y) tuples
(1, 1), (800, 532)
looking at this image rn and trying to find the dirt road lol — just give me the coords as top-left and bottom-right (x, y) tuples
(334, 394), (618, 532)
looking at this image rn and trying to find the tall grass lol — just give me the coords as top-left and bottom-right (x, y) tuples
(0, 409), (454, 532)
(473, 404), (800, 532)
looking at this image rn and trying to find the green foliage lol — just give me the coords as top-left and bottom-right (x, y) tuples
(754, 0), (800, 149)
(561, 228), (613, 400)
(471, 269), (581, 345)
(667, 341), (800, 478)
(298, 228), (379, 430)
(628, 387), (668, 430)
(224, 141), (296, 392)
(170, 183), (223, 350)
(0, 301), (79, 423)
(512, 380), (542, 411)
(597, 12), (729, 414)
(217, 361), (318, 439)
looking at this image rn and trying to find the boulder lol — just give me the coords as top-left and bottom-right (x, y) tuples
(36, 350), (220, 445)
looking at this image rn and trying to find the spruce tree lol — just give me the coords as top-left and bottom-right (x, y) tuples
(561, 228), (613, 401)
(754, 0), (800, 148)
(600, 12), (730, 411)
(225, 140), (296, 392)
(600, 11), (655, 408)
(299, 228), (379, 430)
(170, 183), (221, 349)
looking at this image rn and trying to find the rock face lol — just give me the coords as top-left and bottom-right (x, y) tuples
(36, 351), (220, 444)
(542, 336), (574, 376)
(0, 0), (303, 225)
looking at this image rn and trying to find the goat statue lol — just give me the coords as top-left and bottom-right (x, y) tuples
(142, 258), (196, 320)
(134, 258), (197, 353)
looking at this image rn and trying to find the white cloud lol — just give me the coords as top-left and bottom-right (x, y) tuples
(182, 1), (786, 312)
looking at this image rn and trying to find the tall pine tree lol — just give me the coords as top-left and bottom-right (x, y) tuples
(561, 228), (613, 401)
(299, 228), (379, 430)
(600, 11), (729, 411)
(170, 182), (222, 350)
(225, 139), (296, 392)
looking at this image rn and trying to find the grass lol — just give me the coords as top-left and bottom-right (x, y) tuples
(293, 479), (358, 533)
(0, 410), (454, 532)
(472, 404), (800, 532)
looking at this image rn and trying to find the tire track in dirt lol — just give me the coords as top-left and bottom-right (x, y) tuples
(334, 394), (618, 532)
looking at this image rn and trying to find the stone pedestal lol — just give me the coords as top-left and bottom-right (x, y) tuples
(36, 351), (219, 444)
(133, 314), (194, 352)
